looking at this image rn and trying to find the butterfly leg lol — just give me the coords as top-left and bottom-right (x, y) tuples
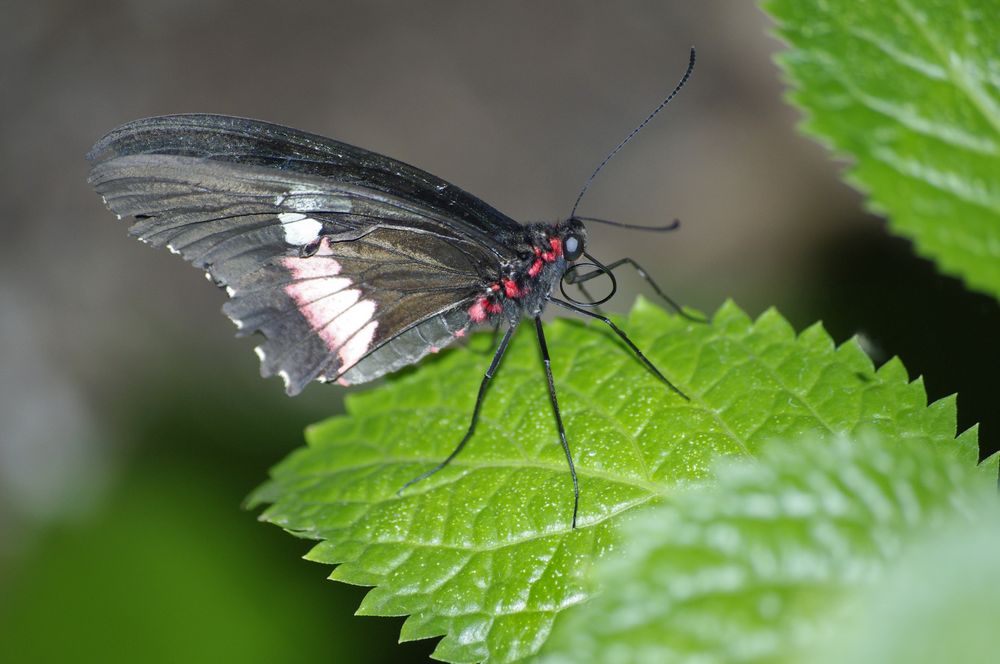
(398, 320), (519, 495)
(565, 257), (705, 322)
(533, 316), (580, 529)
(548, 296), (689, 400)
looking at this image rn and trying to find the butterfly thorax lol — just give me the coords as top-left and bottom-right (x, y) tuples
(468, 218), (587, 324)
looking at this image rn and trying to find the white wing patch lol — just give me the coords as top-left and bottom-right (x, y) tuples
(279, 241), (379, 374)
(338, 320), (378, 373)
(278, 212), (323, 246)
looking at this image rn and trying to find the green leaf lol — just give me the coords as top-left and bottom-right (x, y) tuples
(810, 506), (1000, 664)
(250, 300), (982, 663)
(762, 0), (1000, 300)
(537, 434), (998, 664)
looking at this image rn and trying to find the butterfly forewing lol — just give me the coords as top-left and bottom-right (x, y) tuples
(88, 114), (521, 393)
(88, 114), (522, 242)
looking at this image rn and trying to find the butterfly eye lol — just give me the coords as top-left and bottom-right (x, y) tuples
(564, 233), (584, 261)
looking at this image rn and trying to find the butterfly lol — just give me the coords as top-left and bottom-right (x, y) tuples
(88, 49), (698, 528)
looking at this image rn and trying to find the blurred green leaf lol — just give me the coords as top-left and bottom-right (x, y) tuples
(251, 299), (983, 662)
(763, 0), (1000, 300)
(811, 504), (1000, 664)
(538, 435), (998, 664)
(0, 464), (344, 664)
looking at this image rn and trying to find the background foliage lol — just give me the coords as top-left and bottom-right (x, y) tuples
(766, 0), (1000, 299)
(538, 435), (998, 663)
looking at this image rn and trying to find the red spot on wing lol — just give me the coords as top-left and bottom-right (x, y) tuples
(528, 259), (544, 277)
(469, 299), (488, 323)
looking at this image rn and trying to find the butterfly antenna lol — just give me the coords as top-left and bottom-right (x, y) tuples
(568, 46), (696, 220)
(574, 215), (681, 232)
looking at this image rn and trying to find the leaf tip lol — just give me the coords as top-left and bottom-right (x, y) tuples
(874, 356), (909, 383)
(713, 299), (751, 327)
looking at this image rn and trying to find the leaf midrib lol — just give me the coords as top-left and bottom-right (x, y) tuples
(282, 456), (667, 499)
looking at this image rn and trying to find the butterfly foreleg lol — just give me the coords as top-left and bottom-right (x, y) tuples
(548, 297), (689, 400)
(564, 256), (704, 322)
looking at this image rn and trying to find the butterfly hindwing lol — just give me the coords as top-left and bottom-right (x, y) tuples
(225, 226), (485, 394)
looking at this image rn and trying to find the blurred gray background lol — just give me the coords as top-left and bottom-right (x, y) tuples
(2, 2), (996, 662)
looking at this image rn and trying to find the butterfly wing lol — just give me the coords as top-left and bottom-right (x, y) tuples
(88, 114), (521, 394)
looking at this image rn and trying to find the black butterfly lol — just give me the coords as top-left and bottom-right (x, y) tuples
(88, 49), (697, 528)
